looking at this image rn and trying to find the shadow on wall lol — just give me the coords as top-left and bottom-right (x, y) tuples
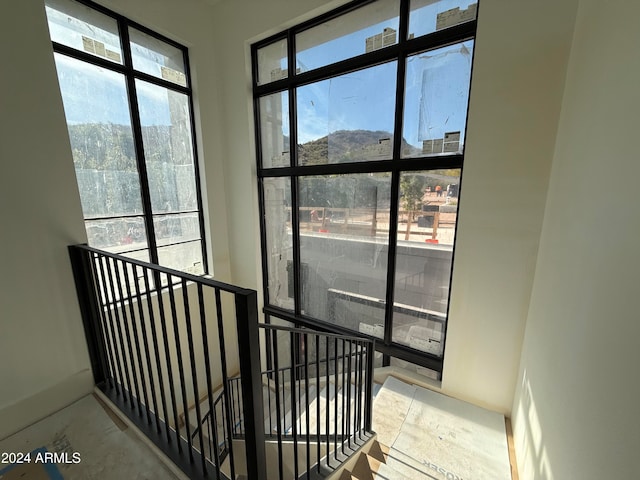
(513, 370), (555, 480)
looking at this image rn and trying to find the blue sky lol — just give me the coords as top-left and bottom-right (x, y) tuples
(293, 39), (473, 147)
(54, 54), (175, 127)
(288, 3), (474, 148)
(50, 0), (475, 148)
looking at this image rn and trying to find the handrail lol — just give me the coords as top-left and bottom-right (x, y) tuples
(71, 243), (251, 295)
(261, 322), (377, 344)
(70, 243), (373, 480)
(218, 323), (375, 478)
(68, 244), (266, 480)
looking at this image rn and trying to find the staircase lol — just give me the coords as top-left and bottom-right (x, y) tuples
(185, 372), (513, 480)
(70, 245), (376, 480)
(185, 368), (373, 479)
(72, 244), (512, 480)
(338, 375), (514, 480)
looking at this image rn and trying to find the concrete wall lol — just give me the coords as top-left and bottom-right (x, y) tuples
(209, 0), (578, 413)
(511, 0), (640, 477)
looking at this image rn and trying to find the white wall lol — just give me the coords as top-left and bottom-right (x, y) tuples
(209, 0), (578, 413)
(511, 0), (640, 477)
(9, 4), (636, 472)
(208, 0), (348, 292)
(442, 0), (578, 412)
(0, 1), (93, 439)
(99, 0), (233, 283)
(0, 0), (234, 439)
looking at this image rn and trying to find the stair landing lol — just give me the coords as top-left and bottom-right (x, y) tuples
(362, 375), (512, 480)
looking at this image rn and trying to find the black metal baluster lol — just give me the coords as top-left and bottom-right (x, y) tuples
(122, 261), (150, 421)
(69, 248), (110, 389)
(240, 377), (245, 434)
(132, 264), (158, 427)
(105, 257), (134, 406)
(358, 341), (364, 440)
(282, 367), (287, 436)
(154, 272), (181, 448)
(347, 340), (352, 449)
(290, 332), (299, 478)
(265, 329), (273, 436)
(206, 412), (213, 461)
(304, 333), (310, 477)
(316, 335), (321, 475)
(365, 341), (374, 432)
(142, 268), (170, 438)
(197, 284), (222, 476)
(266, 370), (273, 435)
(95, 254), (121, 393)
(166, 275), (192, 461)
(341, 338), (346, 455)
(220, 395), (229, 459)
(272, 330), (284, 480)
(214, 289), (236, 480)
(113, 259), (142, 411)
(325, 336), (330, 468)
(334, 336), (339, 461)
(233, 380), (239, 435)
(181, 279), (206, 474)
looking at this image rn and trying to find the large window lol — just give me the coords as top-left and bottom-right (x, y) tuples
(253, 0), (477, 378)
(46, 0), (207, 274)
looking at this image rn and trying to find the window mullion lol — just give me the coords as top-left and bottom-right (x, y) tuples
(383, 0), (411, 353)
(383, 169), (401, 356)
(253, 0), (477, 376)
(287, 29), (304, 317)
(183, 51), (209, 273)
(290, 176), (302, 317)
(120, 20), (159, 265)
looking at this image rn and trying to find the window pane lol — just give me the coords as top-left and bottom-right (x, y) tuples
(263, 178), (293, 310)
(153, 213), (201, 247)
(46, 0), (123, 64)
(158, 240), (204, 275)
(54, 54), (144, 219)
(392, 169), (460, 356)
(390, 357), (441, 381)
(409, 0), (477, 39)
(259, 92), (290, 168)
(296, 0), (400, 73)
(120, 249), (151, 264)
(129, 28), (187, 87)
(401, 41), (473, 158)
(85, 217), (147, 253)
(297, 62), (397, 165)
(256, 38), (288, 85)
(95, 250), (151, 305)
(299, 174), (391, 334)
(136, 80), (198, 214)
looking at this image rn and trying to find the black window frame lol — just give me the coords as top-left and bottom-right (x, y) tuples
(252, 0), (478, 377)
(48, 0), (209, 274)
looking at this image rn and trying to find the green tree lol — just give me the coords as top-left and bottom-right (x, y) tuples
(400, 175), (426, 240)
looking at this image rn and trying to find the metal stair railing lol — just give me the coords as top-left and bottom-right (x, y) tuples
(194, 324), (375, 480)
(69, 244), (266, 480)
